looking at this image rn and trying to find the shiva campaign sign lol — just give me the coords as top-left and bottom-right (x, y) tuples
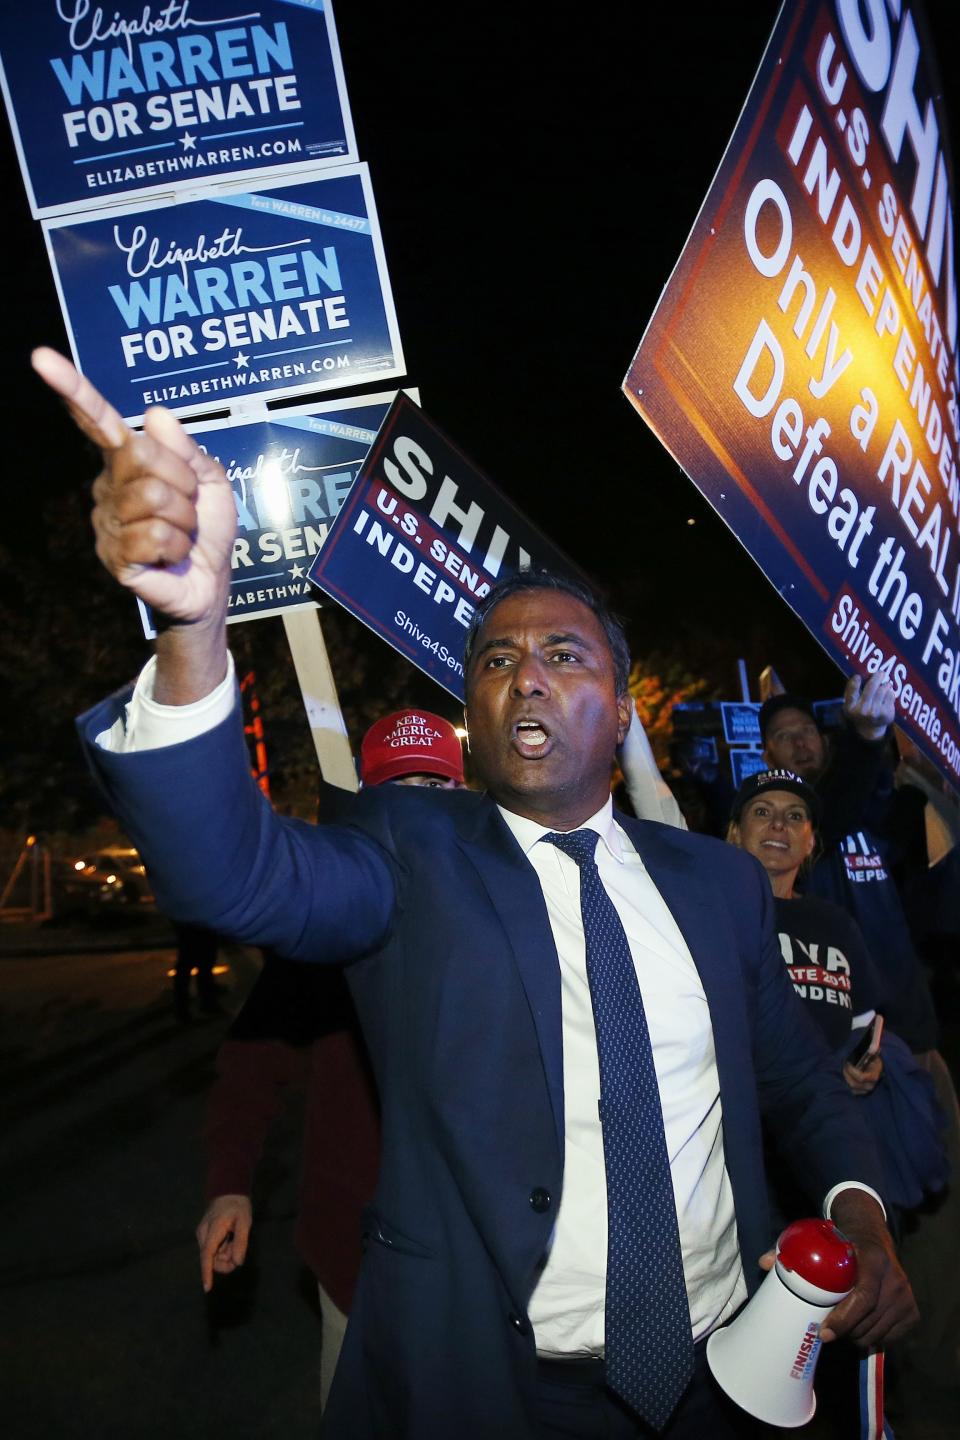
(623, 1), (960, 790)
(0, 0), (356, 218)
(137, 388), (416, 634)
(308, 394), (581, 700)
(43, 164), (404, 422)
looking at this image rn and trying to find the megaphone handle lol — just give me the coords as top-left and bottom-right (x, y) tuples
(859, 1348), (894, 1440)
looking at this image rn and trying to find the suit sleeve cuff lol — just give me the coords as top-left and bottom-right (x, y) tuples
(94, 653), (236, 753)
(205, 1160), (255, 1204)
(823, 1181), (886, 1222)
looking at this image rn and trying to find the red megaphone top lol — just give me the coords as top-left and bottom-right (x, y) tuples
(776, 1218), (857, 1294)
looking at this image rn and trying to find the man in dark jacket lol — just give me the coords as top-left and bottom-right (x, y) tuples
(37, 346), (916, 1440)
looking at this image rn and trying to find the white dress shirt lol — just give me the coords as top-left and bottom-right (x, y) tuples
(499, 801), (747, 1355)
(96, 653), (237, 752)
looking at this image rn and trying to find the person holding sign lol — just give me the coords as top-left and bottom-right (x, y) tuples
(35, 346), (915, 1440)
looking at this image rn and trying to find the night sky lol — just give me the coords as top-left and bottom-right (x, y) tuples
(3, 0), (958, 711)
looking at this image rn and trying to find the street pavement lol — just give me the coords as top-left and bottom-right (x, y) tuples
(0, 925), (322, 1440)
(1, 918), (957, 1439)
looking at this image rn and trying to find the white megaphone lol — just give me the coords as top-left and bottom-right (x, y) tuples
(706, 1218), (857, 1428)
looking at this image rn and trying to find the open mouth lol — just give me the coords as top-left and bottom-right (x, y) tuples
(513, 719), (552, 755)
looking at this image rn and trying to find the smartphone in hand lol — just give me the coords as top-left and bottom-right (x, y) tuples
(848, 1013), (884, 1070)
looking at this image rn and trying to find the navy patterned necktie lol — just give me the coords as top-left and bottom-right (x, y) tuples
(544, 828), (694, 1431)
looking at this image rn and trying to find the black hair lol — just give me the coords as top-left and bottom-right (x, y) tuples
(758, 693), (820, 744)
(463, 570), (631, 696)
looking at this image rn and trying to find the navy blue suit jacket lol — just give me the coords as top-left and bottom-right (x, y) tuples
(79, 691), (884, 1440)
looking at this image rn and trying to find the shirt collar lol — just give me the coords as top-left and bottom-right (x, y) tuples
(497, 794), (627, 863)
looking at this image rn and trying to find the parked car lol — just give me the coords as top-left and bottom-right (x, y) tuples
(57, 845), (153, 917)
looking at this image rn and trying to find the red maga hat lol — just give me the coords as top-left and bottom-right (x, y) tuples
(360, 710), (464, 787)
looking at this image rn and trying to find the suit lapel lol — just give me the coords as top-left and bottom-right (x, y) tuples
(455, 801), (565, 1155)
(621, 818), (753, 1117)
(451, 806), (756, 1178)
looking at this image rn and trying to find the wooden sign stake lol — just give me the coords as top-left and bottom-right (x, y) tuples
(282, 608), (358, 792)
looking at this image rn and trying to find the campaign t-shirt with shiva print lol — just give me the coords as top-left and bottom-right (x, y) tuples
(773, 893), (884, 1050)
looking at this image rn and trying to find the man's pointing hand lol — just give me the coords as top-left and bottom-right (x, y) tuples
(31, 347), (235, 628)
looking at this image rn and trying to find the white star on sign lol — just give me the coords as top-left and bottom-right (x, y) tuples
(181, 133), (197, 151)
(289, 563), (305, 580)
(233, 353), (249, 369)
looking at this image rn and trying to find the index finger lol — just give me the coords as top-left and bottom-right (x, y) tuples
(200, 1241), (215, 1293)
(32, 346), (128, 453)
(198, 1220), (225, 1293)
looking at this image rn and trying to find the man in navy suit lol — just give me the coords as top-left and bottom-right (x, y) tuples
(34, 348), (916, 1439)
